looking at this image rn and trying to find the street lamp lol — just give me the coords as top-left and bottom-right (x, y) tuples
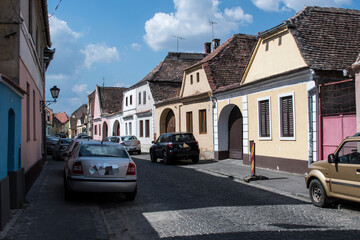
(42, 85), (60, 106)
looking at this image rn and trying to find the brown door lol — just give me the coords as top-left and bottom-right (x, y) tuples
(228, 107), (243, 159)
(166, 111), (175, 133)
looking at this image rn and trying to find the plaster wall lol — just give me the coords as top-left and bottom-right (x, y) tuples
(245, 30), (307, 83)
(181, 68), (211, 97)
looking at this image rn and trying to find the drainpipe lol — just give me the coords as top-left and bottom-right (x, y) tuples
(308, 69), (316, 165)
(308, 87), (316, 165)
(210, 95), (217, 160)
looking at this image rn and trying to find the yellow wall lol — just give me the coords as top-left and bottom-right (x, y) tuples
(244, 30), (307, 83)
(181, 68), (211, 97)
(180, 100), (213, 158)
(248, 83), (309, 161)
(217, 83), (309, 162)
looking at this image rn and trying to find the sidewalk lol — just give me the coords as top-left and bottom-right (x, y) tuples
(136, 154), (310, 203)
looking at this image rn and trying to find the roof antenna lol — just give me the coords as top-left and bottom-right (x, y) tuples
(208, 20), (217, 40)
(171, 35), (185, 53)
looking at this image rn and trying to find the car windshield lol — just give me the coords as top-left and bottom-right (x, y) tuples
(61, 139), (73, 144)
(79, 144), (128, 158)
(171, 134), (195, 142)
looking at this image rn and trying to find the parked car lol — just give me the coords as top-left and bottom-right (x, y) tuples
(74, 133), (92, 139)
(53, 138), (74, 161)
(63, 141), (137, 200)
(305, 135), (360, 207)
(149, 132), (199, 165)
(46, 136), (60, 154)
(104, 136), (141, 154)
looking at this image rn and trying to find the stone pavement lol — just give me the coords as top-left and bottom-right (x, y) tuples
(136, 154), (310, 203)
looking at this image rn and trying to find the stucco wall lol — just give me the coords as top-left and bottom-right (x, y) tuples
(181, 68), (211, 97)
(0, 82), (22, 178)
(180, 100), (214, 159)
(245, 30), (307, 83)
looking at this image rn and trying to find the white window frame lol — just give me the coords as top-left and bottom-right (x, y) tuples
(278, 92), (296, 141)
(257, 96), (272, 140)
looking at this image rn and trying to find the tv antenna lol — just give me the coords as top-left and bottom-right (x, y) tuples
(102, 77), (105, 87)
(171, 35), (185, 53)
(208, 20), (217, 39)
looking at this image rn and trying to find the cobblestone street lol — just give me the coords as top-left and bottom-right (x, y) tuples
(100, 157), (360, 240)
(3, 156), (360, 240)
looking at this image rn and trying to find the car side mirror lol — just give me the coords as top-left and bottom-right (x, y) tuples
(328, 154), (338, 163)
(152, 141), (155, 144)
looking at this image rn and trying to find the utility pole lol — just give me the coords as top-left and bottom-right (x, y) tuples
(171, 35), (185, 53)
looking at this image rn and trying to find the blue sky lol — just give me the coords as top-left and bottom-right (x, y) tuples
(45, 0), (360, 116)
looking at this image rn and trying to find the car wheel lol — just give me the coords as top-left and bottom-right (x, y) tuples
(125, 187), (137, 201)
(163, 151), (170, 165)
(309, 179), (328, 207)
(150, 150), (157, 163)
(192, 155), (199, 163)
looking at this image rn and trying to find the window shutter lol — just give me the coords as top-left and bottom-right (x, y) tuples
(259, 100), (270, 137)
(281, 96), (293, 137)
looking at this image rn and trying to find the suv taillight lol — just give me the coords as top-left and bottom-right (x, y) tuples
(73, 162), (83, 174)
(126, 163), (136, 175)
(137, 140), (141, 145)
(121, 142), (125, 146)
(168, 142), (173, 149)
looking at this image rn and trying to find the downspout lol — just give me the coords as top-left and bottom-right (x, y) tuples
(308, 87), (316, 165)
(210, 95), (217, 160)
(308, 69), (316, 165)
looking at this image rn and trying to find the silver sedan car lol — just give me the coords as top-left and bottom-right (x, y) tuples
(104, 136), (141, 154)
(63, 141), (137, 200)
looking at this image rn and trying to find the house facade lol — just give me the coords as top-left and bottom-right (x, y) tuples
(0, 74), (25, 230)
(91, 86), (127, 141)
(0, 0), (53, 229)
(53, 112), (68, 136)
(44, 107), (53, 136)
(214, 7), (360, 174)
(68, 104), (87, 138)
(156, 36), (257, 159)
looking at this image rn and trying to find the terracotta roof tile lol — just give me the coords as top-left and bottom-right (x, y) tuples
(193, 34), (257, 92)
(135, 52), (207, 102)
(54, 112), (68, 123)
(98, 87), (127, 114)
(287, 6), (360, 71)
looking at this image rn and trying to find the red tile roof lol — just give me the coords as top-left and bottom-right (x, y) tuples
(54, 112), (68, 124)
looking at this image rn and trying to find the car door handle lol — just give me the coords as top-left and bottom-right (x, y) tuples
(357, 169), (360, 174)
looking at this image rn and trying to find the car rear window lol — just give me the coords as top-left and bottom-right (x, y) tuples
(79, 144), (128, 158)
(171, 134), (195, 142)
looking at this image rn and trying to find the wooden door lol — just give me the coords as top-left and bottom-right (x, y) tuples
(228, 107), (243, 159)
(166, 111), (175, 133)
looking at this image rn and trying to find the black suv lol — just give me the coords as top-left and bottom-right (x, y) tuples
(150, 132), (200, 164)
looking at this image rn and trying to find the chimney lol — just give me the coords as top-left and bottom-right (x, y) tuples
(204, 42), (211, 54)
(212, 39), (220, 51)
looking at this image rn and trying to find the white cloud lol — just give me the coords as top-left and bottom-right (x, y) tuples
(49, 16), (82, 42)
(143, 0), (253, 51)
(131, 43), (142, 51)
(81, 43), (120, 69)
(47, 73), (68, 81)
(72, 84), (87, 94)
(251, 0), (352, 12)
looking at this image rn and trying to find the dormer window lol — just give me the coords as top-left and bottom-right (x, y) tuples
(278, 36), (282, 46)
(196, 72), (200, 82)
(130, 95), (133, 105)
(190, 75), (193, 84)
(265, 42), (269, 51)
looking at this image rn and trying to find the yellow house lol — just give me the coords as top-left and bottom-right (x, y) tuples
(156, 34), (257, 159)
(214, 7), (360, 174)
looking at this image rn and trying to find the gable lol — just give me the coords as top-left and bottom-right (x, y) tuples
(180, 67), (212, 98)
(243, 28), (307, 84)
